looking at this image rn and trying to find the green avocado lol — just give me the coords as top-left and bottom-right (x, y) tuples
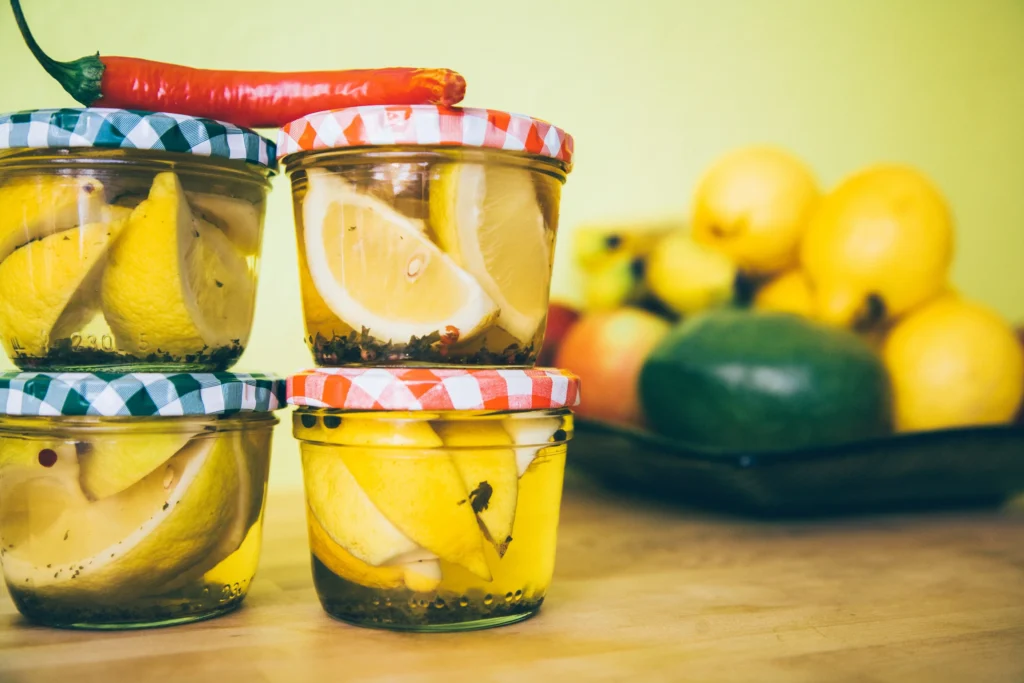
(638, 309), (893, 452)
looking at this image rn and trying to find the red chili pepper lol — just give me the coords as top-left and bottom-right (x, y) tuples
(10, 0), (466, 129)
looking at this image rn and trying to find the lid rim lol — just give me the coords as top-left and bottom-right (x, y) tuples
(0, 371), (286, 417)
(287, 367), (581, 412)
(0, 108), (277, 170)
(276, 105), (573, 168)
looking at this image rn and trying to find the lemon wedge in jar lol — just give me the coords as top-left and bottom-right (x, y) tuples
(307, 510), (442, 593)
(76, 430), (196, 500)
(188, 193), (262, 256)
(302, 442), (423, 566)
(302, 170), (497, 346)
(101, 172), (254, 359)
(433, 421), (518, 557)
(431, 164), (551, 344)
(0, 176), (109, 263)
(0, 208), (130, 359)
(159, 430), (269, 591)
(502, 416), (565, 476)
(330, 418), (492, 580)
(0, 433), (241, 600)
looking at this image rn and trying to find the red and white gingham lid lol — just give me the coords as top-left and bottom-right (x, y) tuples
(287, 367), (580, 412)
(277, 105), (573, 168)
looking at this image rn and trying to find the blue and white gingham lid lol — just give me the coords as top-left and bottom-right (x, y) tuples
(0, 372), (285, 417)
(0, 108), (276, 170)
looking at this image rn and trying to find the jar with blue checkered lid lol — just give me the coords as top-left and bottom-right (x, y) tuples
(0, 108), (276, 372)
(0, 371), (284, 629)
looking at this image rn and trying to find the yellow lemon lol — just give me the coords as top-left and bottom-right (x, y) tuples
(692, 146), (819, 276)
(301, 442), (422, 566)
(433, 420), (518, 557)
(502, 415), (565, 476)
(187, 193), (262, 256)
(0, 176), (108, 263)
(572, 221), (676, 272)
(0, 433), (241, 600)
(802, 165), (954, 329)
(102, 172), (254, 358)
(330, 419), (491, 580)
(77, 429), (196, 500)
(431, 164), (550, 343)
(882, 296), (1024, 432)
(303, 170), (497, 346)
(645, 231), (736, 315)
(753, 270), (814, 317)
(582, 252), (643, 312)
(307, 511), (441, 593)
(0, 208), (130, 359)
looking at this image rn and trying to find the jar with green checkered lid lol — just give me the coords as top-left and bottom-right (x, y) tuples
(0, 371), (284, 629)
(0, 108), (276, 372)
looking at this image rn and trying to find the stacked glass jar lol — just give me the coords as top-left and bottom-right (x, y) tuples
(0, 108), (284, 629)
(279, 105), (580, 631)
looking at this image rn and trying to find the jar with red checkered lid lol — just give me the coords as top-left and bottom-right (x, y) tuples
(287, 366), (580, 631)
(278, 105), (573, 368)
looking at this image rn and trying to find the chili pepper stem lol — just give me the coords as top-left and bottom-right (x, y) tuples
(9, 0), (105, 106)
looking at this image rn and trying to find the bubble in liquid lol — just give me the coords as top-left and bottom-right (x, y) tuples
(433, 598), (446, 609)
(505, 592), (514, 603)
(458, 597), (469, 608)
(483, 594), (494, 605)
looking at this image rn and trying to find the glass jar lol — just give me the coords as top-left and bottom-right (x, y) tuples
(0, 372), (284, 629)
(278, 105), (574, 367)
(0, 108), (276, 372)
(287, 367), (580, 631)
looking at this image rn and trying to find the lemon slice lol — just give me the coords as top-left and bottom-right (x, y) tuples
(77, 430), (196, 500)
(331, 418), (492, 580)
(434, 421), (518, 556)
(159, 430), (267, 591)
(0, 433), (240, 600)
(302, 170), (497, 345)
(431, 164), (551, 343)
(102, 172), (254, 358)
(0, 208), (131, 358)
(308, 508), (442, 592)
(188, 192), (262, 256)
(503, 416), (564, 476)
(0, 176), (109, 263)
(302, 442), (421, 566)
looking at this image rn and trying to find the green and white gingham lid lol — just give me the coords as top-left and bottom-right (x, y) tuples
(0, 108), (276, 170)
(0, 372), (285, 417)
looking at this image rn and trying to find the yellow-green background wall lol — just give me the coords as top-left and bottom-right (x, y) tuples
(2, 0), (1022, 491)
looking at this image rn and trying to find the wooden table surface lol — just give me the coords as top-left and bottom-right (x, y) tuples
(2, 480), (1023, 683)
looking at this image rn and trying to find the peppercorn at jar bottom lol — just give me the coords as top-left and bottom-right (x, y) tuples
(294, 408), (572, 632)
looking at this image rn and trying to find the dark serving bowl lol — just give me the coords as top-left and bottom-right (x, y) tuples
(569, 418), (1024, 516)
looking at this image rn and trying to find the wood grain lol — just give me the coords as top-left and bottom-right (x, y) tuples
(2, 481), (1023, 683)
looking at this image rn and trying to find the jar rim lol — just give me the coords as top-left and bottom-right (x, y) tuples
(0, 108), (276, 171)
(287, 367), (580, 413)
(276, 105), (573, 171)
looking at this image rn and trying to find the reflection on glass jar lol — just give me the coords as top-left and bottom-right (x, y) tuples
(293, 408), (573, 632)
